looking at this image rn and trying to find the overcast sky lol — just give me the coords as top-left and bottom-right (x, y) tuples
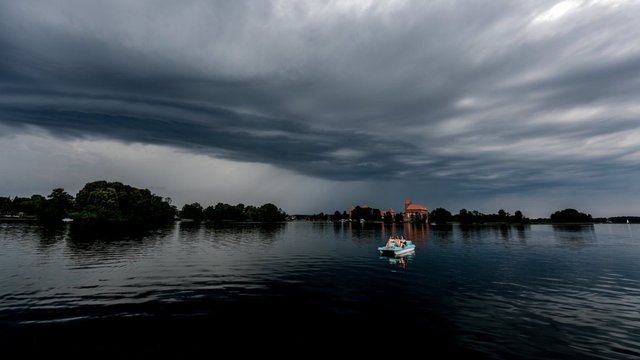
(1, 0), (639, 217)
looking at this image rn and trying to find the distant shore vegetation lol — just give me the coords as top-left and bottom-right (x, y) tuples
(0, 181), (175, 226)
(304, 207), (639, 225)
(1, 182), (638, 225)
(0, 180), (287, 225)
(180, 202), (287, 223)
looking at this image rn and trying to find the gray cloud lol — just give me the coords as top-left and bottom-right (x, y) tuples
(1, 0), (640, 215)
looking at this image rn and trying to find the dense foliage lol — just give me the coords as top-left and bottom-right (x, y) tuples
(430, 208), (453, 224)
(0, 195), (45, 217)
(74, 181), (176, 224)
(455, 208), (529, 224)
(549, 209), (593, 223)
(350, 206), (382, 222)
(0, 181), (175, 224)
(181, 202), (287, 223)
(607, 216), (640, 224)
(0, 185), (630, 226)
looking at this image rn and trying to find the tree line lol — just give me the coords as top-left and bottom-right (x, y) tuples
(307, 207), (608, 225)
(0, 180), (286, 225)
(429, 208), (527, 225)
(430, 207), (600, 224)
(0, 181), (175, 225)
(309, 207), (408, 223)
(180, 202), (287, 223)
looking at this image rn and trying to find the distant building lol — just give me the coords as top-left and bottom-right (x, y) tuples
(403, 200), (428, 223)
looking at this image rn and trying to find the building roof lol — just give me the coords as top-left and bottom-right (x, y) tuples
(406, 204), (428, 211)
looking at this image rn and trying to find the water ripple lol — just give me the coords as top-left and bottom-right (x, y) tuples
(1, 222), (640, 358)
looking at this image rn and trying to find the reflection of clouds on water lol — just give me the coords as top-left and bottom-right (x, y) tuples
(552, 224), (596, 251)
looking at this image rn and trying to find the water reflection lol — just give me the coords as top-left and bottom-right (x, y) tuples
(35, 223), (69, 250)
(65, 223), (172, 263)
(380, 253), (414, 269)
(458, 225), (486, 245)
(404, 223), (430, 245)
(344, 222), (430, 247)
(198, 222), (285, 248)
(497, 225), (510, 241)
(515, 225), (528, 242)
(67, 221), (167, 242)
(490, 225), (524, 247)
(2, 222), (640, 359)
(552, 224), (596, 250)
(347, 222), (386, 245)
(429, 224), (455, 246)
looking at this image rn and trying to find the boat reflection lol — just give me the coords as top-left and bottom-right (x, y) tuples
(379, 253), (414, 269)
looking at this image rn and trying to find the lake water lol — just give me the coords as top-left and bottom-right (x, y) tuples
(1, 221), (639, 358)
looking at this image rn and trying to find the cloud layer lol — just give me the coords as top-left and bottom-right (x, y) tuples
(1, 0), (639, 215)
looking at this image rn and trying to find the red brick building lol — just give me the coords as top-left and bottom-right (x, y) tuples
(403, 199), (428, 223)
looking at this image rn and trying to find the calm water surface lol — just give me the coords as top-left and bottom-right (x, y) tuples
(1, 222), (639, 358)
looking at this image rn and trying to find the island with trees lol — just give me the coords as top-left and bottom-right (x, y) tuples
(180, 202), (287, 223)
(0, 180), (287, 227)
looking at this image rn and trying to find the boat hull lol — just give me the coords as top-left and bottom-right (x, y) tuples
(378, 245), (415, 256)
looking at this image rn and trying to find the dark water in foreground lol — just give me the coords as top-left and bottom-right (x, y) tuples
(1, 222), (639, 358)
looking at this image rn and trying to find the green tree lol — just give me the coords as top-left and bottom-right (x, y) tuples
(514, 210), (524, 223)
(203, 205), (216, 221)
(244, 205), (258, 221)
(0, 197), (11, 214)
(39, 188), (74, 222)
(550, 209), (593, 223)
(74, 181), (175, 224)
(181, 203), (204, 221)
(256, 203), (286, 222)
(430, 208), (453, 224)
(351, 206), (364, 222)
(458, 209), (473, 224)
(394, 213), (404, 223)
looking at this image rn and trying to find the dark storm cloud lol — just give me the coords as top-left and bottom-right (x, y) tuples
(0, 95), (417, 180)
(1, 0), (640, 203)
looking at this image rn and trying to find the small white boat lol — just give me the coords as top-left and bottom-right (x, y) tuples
(378, 236), (415, 256)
